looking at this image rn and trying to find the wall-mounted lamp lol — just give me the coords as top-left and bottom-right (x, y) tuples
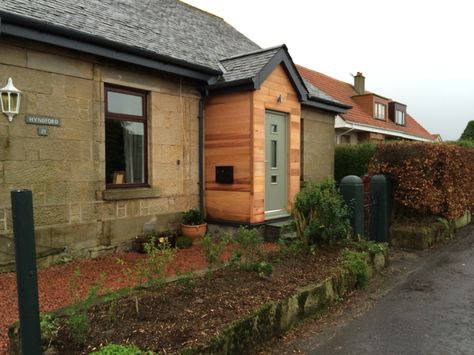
(0, 78), (22, 122)
(277, 94), (283, 103)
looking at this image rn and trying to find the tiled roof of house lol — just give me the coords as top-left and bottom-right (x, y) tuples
(0, 0), (260, 71)
(297, 65), (434, 140)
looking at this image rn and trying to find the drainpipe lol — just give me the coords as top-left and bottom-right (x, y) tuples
(198, 89), (208, 215)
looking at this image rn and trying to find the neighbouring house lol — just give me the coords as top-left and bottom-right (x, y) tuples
(0, 0), (346, 267)
(297, 66), (434, 144)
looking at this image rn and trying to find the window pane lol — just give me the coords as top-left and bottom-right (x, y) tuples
(106, 120), (145, 184)
(271, 140), (277, 168)
(107, 91), (143, 116)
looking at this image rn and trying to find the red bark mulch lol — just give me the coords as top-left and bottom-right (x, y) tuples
(0, 244), (279, 354)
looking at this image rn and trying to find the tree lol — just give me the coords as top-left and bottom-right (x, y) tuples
(460, 120), (474, 141)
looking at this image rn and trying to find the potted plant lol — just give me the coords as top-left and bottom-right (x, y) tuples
(181, 208), (207, 240)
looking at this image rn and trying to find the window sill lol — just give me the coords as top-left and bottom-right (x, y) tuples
(102, 187), (160, 201)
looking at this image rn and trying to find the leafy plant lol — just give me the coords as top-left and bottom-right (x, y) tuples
(66, 271), (109, 346)
(353, 239), (388, 256)
(230, 227), (264, 266)
(249, 261), (273, 277)
(90, 343), (150, 354)
(175, 270), (196, 291)
(277, 235), (306, 257)
(135, 237), (174, 287)
(40, 313), (59, 348)
(176, 235), (193, 249)
(436, 216), (451, 235)
(342, 249), (370, 289)
(293, 179), (350, 248)
(182, 208), (205, 225)
(201, 233), (230, 272)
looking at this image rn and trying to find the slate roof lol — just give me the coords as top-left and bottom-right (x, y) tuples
(303, 79), (346, 106)
(297, 65), (434, 140)
(218, 46), (282, 83)
(0, 0), (260, 71)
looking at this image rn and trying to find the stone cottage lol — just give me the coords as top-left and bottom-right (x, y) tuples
(0, 0), (347, 268)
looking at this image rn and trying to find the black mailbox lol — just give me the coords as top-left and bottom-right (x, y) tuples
(216, 166), (233, 184)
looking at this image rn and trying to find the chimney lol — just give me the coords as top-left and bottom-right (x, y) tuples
(354, 72), (365, 95)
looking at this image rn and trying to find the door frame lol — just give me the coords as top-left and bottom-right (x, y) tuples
(264, 110), (290, 220)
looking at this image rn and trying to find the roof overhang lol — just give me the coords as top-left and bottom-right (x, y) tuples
(0, 11), (220, 82)
(335, 117), (433, 142)
(208, 46), (350, 115)
(208, 46), (308, 100)
(302, 99), (349, 114)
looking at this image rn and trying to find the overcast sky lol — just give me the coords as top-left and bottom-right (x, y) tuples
(183, 0), (473, 140)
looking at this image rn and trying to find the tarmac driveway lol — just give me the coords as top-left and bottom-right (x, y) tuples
(311, 225), (474, 355)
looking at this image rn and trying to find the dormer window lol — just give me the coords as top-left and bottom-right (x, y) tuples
(374, 103), (385, 120)
(389, 102), (407, 125)
(395, 110), (405, 125)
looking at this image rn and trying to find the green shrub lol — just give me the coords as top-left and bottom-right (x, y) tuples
(447, 139), (474, 149)
(201, 234), (230, 272)
(293, 178), (350, 248)
(91, 343), (148, 354)
(353, 239), (388, 256)
(460, 120), (474, 141)
(334, 143), (376, 182)
(40, 314), (59, 348)
(342, 250), (370, 289)
(176, 236), (193, 249)
(230, 227), (264, 266)
(182, 208), (205, 225)
(135, 238), (174, 287)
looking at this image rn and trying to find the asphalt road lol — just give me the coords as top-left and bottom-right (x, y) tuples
(307, 225), (474, 355)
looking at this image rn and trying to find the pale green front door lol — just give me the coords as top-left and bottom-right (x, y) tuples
(265, 111), (288, 219)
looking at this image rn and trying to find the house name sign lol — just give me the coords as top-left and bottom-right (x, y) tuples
(25, 115), (61, 126)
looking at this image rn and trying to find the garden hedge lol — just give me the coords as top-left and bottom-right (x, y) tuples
(368, 142), (474, 220)
(460, 120), (474, 141)
(334, 143), (376, 182)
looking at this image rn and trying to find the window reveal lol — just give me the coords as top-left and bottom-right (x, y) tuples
(105, 86), (147, 187)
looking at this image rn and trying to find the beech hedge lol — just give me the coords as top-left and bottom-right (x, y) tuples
(368, 142), (474, 220)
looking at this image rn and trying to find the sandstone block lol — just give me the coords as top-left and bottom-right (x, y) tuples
(27, 50), (93, 79)
(4, 160), (70, 184)
(0, 44), (27, 67)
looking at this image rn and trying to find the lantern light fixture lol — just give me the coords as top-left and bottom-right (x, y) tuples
(0, 78), (22, 122)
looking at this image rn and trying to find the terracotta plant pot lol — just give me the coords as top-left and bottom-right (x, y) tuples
(181, 223), (207, 240)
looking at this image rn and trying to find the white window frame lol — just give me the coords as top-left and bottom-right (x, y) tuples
(374, 103), (386, 120)
(395, 110), (406, 125)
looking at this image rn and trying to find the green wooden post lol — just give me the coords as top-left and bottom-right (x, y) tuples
(369, 175), (389, 242)
(340, 175), (365, 237)
(11, 190), (42, 355)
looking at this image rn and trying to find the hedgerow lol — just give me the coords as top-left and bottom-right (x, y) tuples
(368, 142), (474, 220)
(334, 143), (376, 182)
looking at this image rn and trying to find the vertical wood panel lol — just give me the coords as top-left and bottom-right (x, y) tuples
(204, 92), (252, 222)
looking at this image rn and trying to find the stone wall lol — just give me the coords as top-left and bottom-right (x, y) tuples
(301, 107), (336, 183)
(0, 37), (200, 268)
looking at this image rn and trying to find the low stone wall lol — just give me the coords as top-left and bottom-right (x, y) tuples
(390, 211), (472, 250)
